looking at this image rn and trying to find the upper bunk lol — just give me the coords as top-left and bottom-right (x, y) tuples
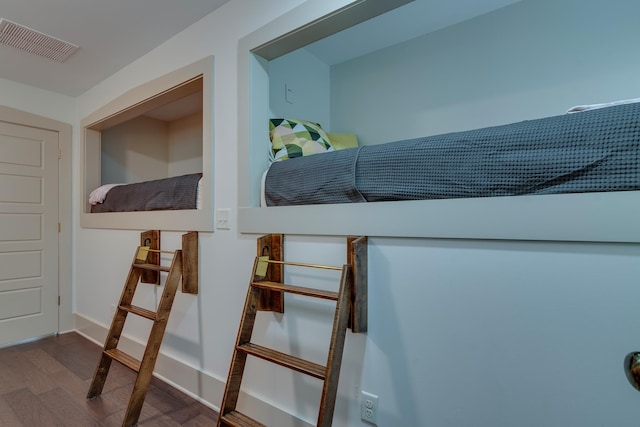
(80, 57), (213, 232)
(263, 102), (640, 206)
(237, 0), (640, 243)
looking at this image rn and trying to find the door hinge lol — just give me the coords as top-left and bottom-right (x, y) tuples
(58, 222), (61, 233)
(58, 296), (61, 306)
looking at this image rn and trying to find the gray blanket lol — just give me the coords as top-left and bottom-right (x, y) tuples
(265, 102), (640, 206)
(91, 173), (202, 212)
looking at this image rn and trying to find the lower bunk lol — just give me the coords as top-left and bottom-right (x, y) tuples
(89, 173), (203, 213)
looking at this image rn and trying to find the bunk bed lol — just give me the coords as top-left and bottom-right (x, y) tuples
(263, 101), (640, 207)
(89, 173), (203, 213)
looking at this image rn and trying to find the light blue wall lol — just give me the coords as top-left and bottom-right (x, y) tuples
(253, 2), (640, 424)
(268, 48), (331, 127)
(330, 0), (640, 145)
(364, 237), (640, 426)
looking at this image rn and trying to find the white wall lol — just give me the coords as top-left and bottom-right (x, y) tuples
(331, 0), (640, 145)
(0, 77), (75, 124)
(101, 116), (169, 183)
(268, 48), (331, 128)
(71, 0), (640, 426)
(168, 112), (203, 177)
(101, 112), (203, 184)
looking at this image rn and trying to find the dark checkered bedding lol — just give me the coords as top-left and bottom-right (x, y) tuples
(91, 173), (202, 212)
(264, 102), (640, 206)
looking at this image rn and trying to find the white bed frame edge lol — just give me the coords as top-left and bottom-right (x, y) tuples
(239, 190), (640, 243)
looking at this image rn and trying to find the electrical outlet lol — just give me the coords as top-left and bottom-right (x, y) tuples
(216, 208), (231, 230)
(360, 391), (378, 425)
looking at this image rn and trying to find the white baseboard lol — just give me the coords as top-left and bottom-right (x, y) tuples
(74, 313), (313, 427)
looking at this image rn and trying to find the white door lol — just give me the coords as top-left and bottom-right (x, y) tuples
(0, 121), (58, 346)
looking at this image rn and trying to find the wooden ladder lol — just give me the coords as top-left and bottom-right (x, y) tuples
(87, 230), (198, 427)
(217, 234), (367, 427)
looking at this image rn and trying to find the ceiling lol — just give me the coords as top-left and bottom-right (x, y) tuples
(306, 0), (523, 65)
(0, 0), (230, 96)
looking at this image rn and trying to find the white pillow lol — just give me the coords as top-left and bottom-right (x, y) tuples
(88, 183), (122, 205)
(567, 97), (640, 113)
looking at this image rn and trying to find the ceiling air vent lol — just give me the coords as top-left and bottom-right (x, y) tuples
(0, 18), (78, 62)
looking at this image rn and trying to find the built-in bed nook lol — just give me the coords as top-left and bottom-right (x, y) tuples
(238, 0), (640, 243)
(81, 57), (213, 231)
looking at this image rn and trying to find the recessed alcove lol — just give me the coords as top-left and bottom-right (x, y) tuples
(238, 0), (412, 211)
(81, 56), (213, 231)
(237, 0), (640, 243)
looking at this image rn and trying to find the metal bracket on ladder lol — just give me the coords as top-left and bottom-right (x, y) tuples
(86, 230), (199, 427)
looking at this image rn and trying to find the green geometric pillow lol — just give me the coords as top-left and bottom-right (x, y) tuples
(269, 118), (334, 161)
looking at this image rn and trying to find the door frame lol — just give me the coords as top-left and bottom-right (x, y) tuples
(0, 105), (72, 334)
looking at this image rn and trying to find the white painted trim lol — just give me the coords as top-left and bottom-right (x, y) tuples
(0, 105), (73, 334)
(73, 313), (314, 427)
(79, 56), (214, 232)
(240, 190), (640, 243)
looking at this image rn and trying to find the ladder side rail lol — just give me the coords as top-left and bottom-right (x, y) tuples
(87, 249), (145, 399)
(123, 250), (183, 426)
(218, 258), (264, 426)
(317, 265), (352, 427)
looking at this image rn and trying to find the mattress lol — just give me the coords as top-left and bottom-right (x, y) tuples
(264, 102), (640, 206)
(90, 173), (203, 213)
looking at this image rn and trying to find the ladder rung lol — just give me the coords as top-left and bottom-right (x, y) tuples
(133, 263), (171, 272)
(104, 348), (141, 372)
(251, 281), (339, 301)
(120, 304), (156, 320)
(238, 343), (326, 380)
(219, 410), (266, 427)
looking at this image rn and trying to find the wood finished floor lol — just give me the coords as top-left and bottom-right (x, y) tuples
(0, 332), (218, 426)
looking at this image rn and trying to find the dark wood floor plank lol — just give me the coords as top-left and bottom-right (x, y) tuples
(84, 393), (125, 422)
(39, 387), (101, 427)
(23, 347), (67, 374)
(0, 349), (59, 395)
(99, 409), (130, 427)
(3, 388), (67, 427)
(0, 395), (24, 427)
(0, 332), (218, 426)
(96, 381), (163, 423)
(48, 340), (105, 380)
(139, 413), (184, 426)
(49, 368), (124, 421)
(182, 413), (219, 427)
(49, 366), (96, 398)
(144, 378), (195, 414)
(0, 358), (25, 395)
(165, 401), (219, 425)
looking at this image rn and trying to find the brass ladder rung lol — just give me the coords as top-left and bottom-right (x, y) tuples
(237, 343), (326, 380)
(264, 259), (342, 271)
(251, 281), (339, 301)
